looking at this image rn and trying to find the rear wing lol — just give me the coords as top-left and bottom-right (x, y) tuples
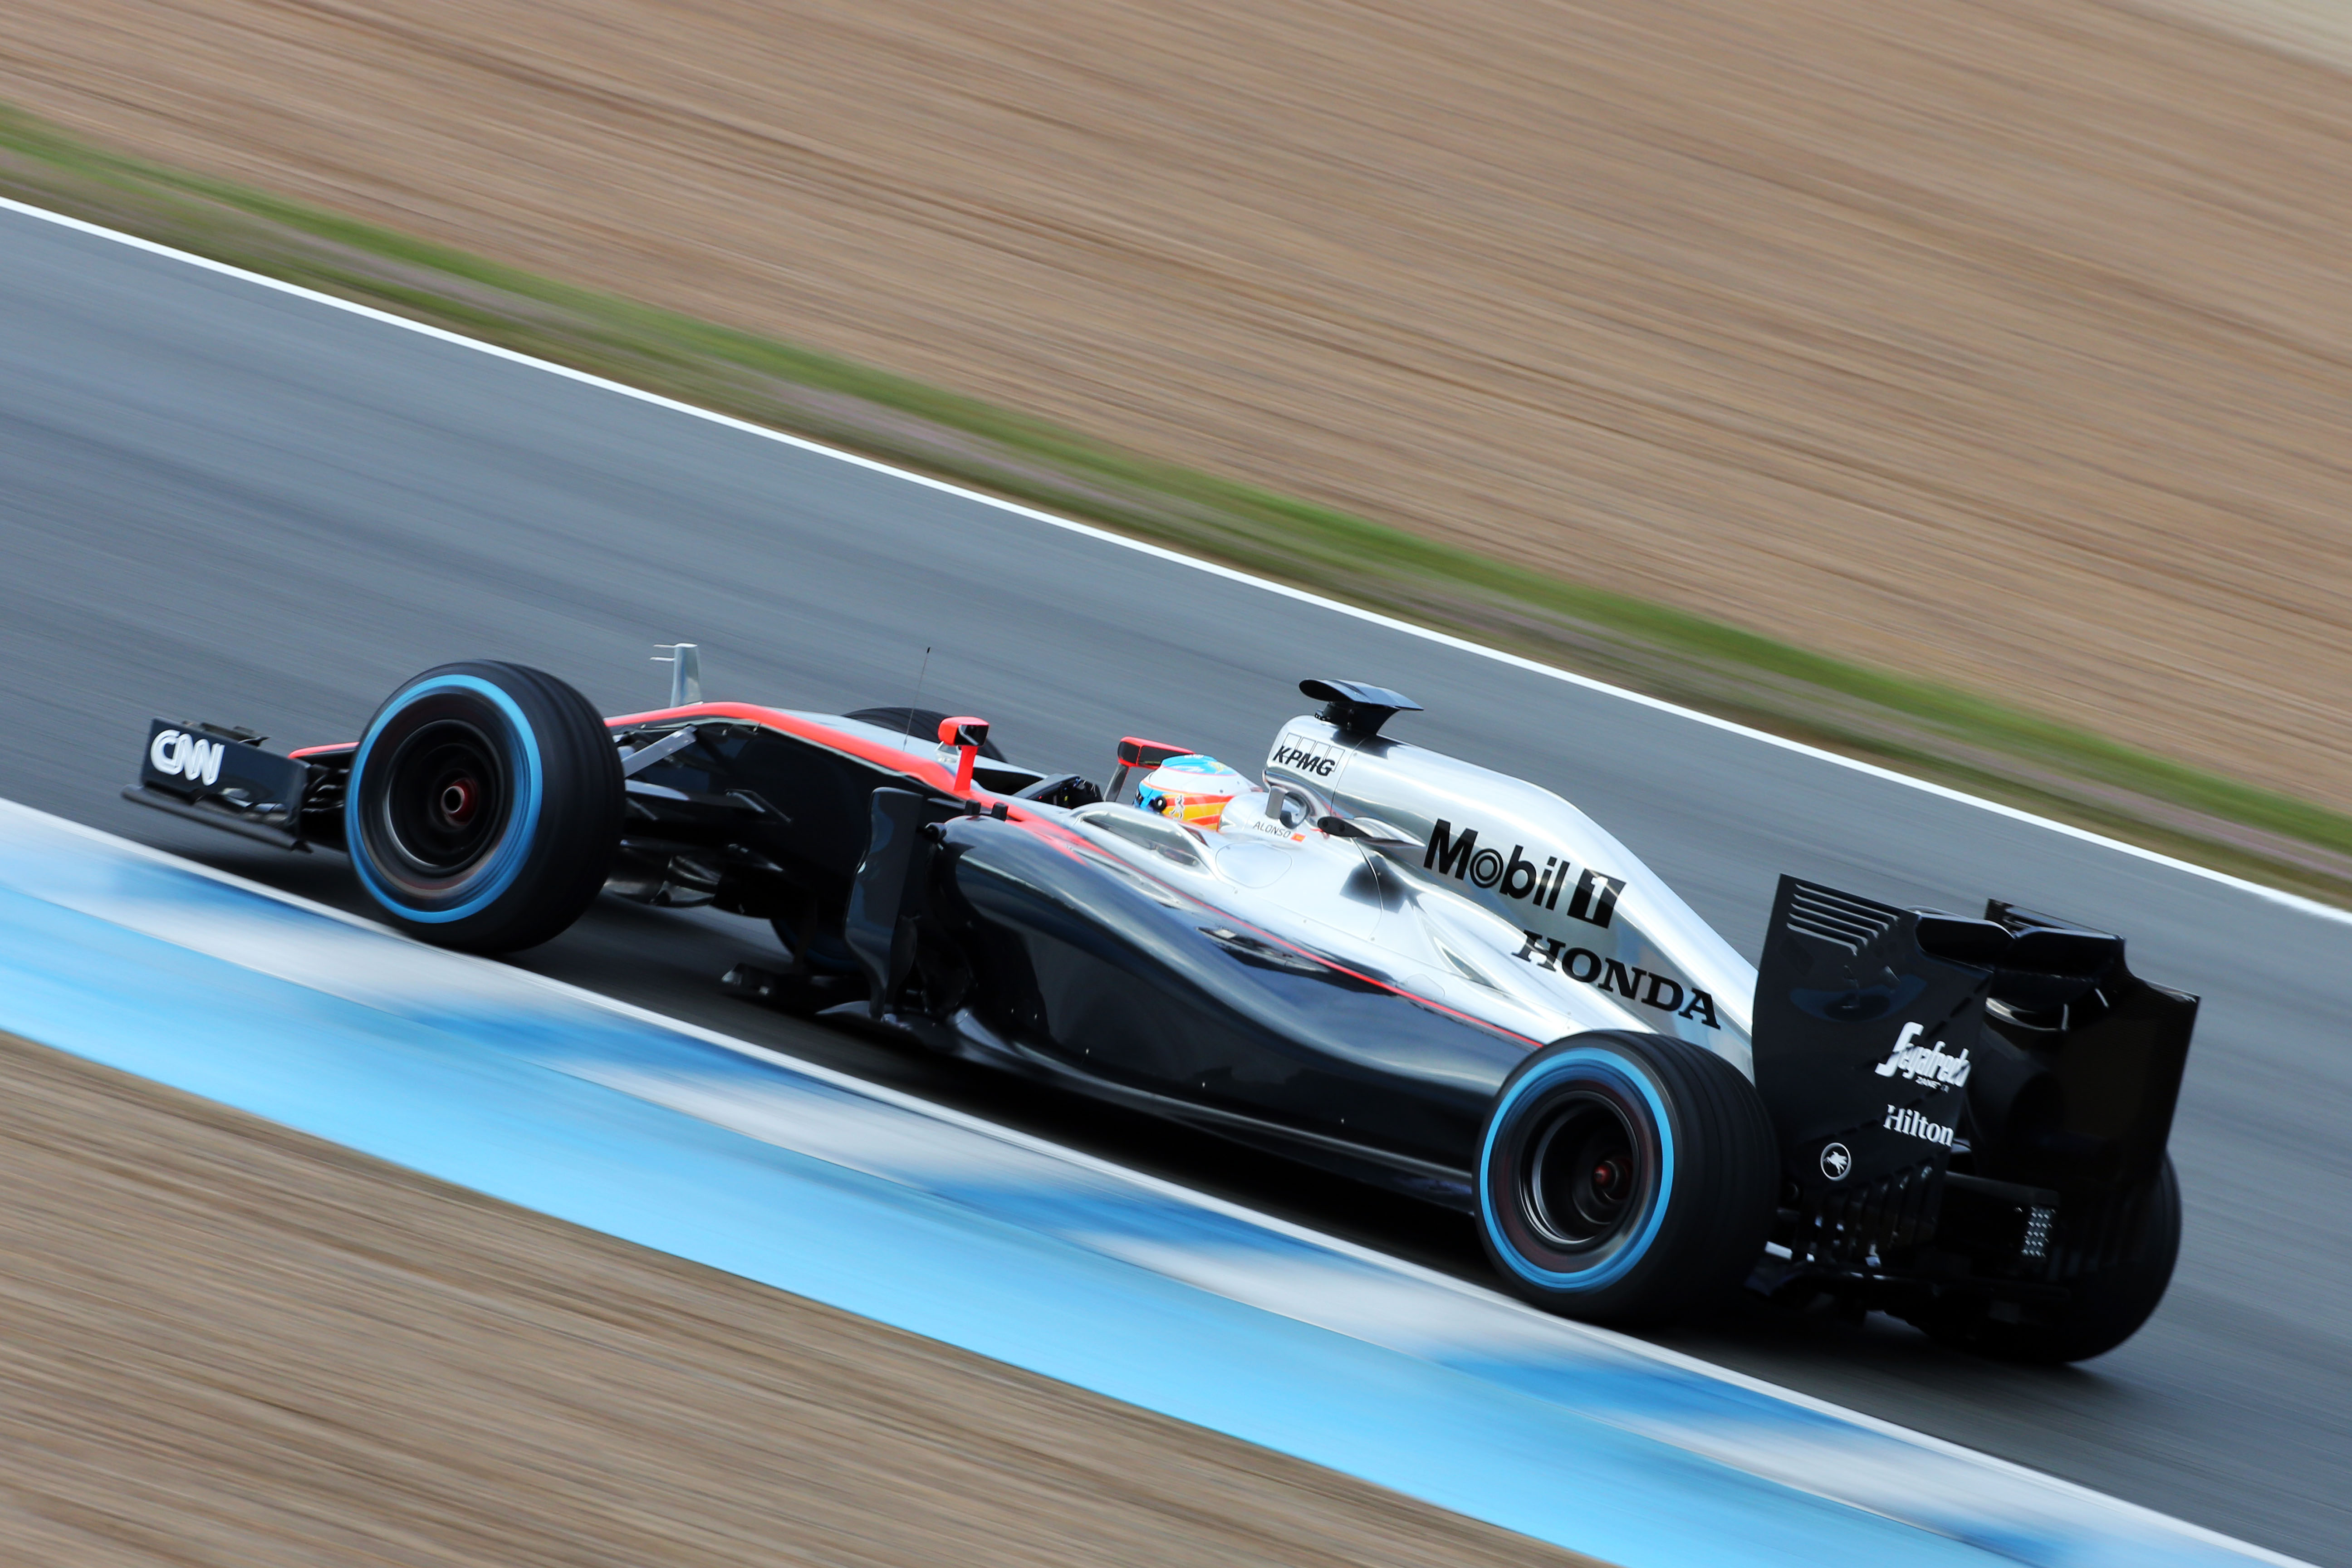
(1752, 876), (2195, 1274)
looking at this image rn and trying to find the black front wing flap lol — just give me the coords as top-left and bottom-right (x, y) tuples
(124, 718), (349, 850)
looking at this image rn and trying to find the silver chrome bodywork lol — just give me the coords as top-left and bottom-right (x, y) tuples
(1056, 711), (1760, 1079)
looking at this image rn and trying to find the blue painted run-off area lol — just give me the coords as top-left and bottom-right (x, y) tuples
(0, 803), (2293, 1568)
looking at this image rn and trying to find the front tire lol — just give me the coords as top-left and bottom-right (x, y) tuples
(1476, 1030), (1776, 1324)
(346, 662), (622, 952)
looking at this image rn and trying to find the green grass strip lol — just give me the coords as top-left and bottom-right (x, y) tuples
(5, 98), (2346, 892)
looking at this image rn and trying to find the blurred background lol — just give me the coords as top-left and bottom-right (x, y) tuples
(7, 0), (2352, 864)
(2, 1), (2349, 1564)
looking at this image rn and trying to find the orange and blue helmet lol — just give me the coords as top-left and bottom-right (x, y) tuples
(1134, 754), (1253, 829)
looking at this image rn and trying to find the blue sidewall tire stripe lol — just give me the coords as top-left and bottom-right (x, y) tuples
(347, 673), (546, 924)
(1480, 1045), (1676, 1293)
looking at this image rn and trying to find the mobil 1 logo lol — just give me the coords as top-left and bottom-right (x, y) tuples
(1424, 817), (1624, 926)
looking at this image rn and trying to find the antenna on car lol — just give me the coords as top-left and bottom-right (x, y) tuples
(902, 646), (933, 750)
(653, 643), (702, 707)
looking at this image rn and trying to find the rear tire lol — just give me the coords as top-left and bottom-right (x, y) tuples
(1476, 1030), (1776, 1324)
(1909, 1155), (2180, 1363)
(346, 662), (622, 952)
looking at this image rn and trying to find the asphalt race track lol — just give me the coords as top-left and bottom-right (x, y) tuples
(1, 202), (2345, 1562)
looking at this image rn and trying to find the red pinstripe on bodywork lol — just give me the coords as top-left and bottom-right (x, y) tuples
(609, 704), (1516, 1032)
(285, 705), (1029, 811)
(1019, 818), (1537, 1045)
(299, 699), (1524, 1039)
(603, 702), (1038, 822)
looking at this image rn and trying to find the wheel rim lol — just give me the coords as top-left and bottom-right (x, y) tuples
(1481, 1046), (1673, 1290)
(1520, 1092), (1645, 1252)
(347, 670), (554, 926)
(379, 720), (506, 877)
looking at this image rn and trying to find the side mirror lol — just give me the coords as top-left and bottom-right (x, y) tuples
(936, 715), (990, 793)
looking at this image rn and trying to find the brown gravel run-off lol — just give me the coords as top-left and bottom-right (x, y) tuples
(0, 1032), (1597, 1567)
(3, 0), (2352, 804)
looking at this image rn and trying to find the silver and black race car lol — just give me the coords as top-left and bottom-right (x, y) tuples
(126, 656), (2197, 1361)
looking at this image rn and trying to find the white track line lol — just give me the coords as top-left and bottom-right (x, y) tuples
(5, 799), (2311, 1567)
(5, 192), (2342, 930)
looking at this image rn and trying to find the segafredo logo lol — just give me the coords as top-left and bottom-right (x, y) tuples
(148, 728), (226, 788)
(1884, 1103), (1955, 1147)
(1268, 740), (1339, 778)
(1427, 819), (1624, 927)
(1874, 1021), (1972, 1088)
(1512, 931), (1721, 1028)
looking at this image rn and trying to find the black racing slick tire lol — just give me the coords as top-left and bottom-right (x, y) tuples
(1909, 1155), (2181, 1364)
(345, 662), (622, 953)
(1476, 1030), (1776, 1325)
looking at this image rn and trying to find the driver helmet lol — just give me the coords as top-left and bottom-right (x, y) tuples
(1134, 754), (1253, 829)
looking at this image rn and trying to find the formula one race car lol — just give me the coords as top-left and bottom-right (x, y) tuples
(126, 654), (2198, 1361)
